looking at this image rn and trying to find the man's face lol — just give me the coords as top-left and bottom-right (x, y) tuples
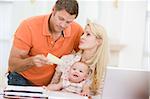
(51, 9), (76, 33)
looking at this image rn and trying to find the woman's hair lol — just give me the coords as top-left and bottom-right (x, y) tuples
(55, 0), (79, 18)
(85, 19), (109, 95)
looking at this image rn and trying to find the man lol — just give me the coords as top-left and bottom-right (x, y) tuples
(8, 0), (83, 86)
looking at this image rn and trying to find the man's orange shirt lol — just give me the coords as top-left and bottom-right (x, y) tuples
(10, 15), (83, 86)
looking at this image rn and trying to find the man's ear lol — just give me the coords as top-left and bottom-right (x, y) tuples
(52, 6), (56, 15)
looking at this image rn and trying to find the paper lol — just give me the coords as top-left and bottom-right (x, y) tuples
(3, 85), (47, 98)
(47, 53), (64, 65)
(5, 85), (44, 92)
(3, 85), (88, 99)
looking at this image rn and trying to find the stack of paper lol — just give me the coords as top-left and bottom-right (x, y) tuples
(3, 85), (47, 99)
(3, 85), (89, 99)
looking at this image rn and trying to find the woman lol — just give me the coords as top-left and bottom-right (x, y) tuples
(47, 19), (109, 96)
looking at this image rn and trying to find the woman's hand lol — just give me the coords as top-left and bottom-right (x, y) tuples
(80, 86), (90, 97)
(43, 83), (62, 91)
(80, 90), (90, 96)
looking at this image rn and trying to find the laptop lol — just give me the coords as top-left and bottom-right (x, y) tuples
(102, 67), (149, 99)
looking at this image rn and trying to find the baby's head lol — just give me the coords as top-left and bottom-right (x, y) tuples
(68, 61), (91, 83)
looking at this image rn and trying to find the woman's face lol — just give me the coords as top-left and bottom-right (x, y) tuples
(79, 25), (100, 50)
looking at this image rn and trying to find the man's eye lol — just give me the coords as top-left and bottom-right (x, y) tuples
(66, 21), (71, 24)
(59, 17), (64, 21)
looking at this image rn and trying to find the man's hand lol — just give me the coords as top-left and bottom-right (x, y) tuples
(31, 54), (49, 67)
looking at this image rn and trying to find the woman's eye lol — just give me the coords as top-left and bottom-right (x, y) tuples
(87, 33), (90, 36)
(86, 31), (91, 36)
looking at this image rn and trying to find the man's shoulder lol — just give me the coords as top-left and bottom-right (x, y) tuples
(71, 21), (82, 28)
(71, 21), (81, 27)
(23, 14), (48, 24)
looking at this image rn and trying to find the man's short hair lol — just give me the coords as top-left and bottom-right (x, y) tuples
(55, 0), (79, 18)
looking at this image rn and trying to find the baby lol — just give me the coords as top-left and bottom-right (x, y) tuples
(46, 61), (91, 96)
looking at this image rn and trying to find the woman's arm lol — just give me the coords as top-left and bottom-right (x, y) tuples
(50, 69), (62, 84)
(50, 54), (71, 84)
(47, 79), (63, 91)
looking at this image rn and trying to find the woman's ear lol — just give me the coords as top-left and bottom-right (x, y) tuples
(84, 69), (92, 80)
(88, 69), (92, 76)
(96, 38), (103, 46)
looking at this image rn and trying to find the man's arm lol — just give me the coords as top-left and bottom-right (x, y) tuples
(9, 46), (49, 72)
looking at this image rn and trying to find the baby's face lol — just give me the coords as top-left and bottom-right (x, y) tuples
(68, 62), (89, 83)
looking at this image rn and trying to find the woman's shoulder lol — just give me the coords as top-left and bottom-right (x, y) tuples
(61, 54), (75, 59)
(61, 53), (81, 62)
(58, 53), (81, 72)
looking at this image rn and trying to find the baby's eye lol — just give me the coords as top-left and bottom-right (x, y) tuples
(73, 68), (76, 70)
(79, 70), (83, 73)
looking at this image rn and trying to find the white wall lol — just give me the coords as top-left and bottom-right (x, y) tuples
(98, 1), (123, 41)
(0, 1), (13, 82)
(119, 1), (147, 69)
(11, 0), (54, 34)
(97, 1), (147, 69)
(77, 1), (99, 27)
(144, 1), (150, 71)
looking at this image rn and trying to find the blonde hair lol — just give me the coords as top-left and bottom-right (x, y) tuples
(85, 19), (109, 95)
